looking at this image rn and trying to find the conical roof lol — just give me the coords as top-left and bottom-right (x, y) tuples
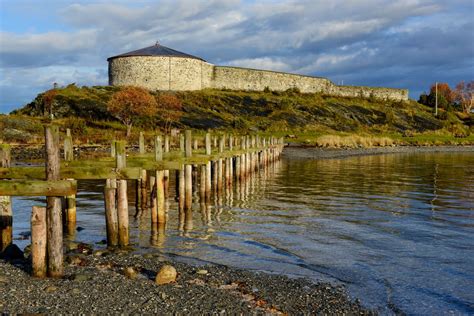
(107, 43), (205, 62)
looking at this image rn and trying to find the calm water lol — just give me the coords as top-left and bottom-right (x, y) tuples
(10, 152), (474, 315)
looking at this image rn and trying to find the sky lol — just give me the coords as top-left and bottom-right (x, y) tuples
(0, 0), (473, 113)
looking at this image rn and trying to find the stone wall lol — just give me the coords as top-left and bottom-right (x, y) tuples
(108, 56), (409, 101)
(210, 66), (332, 93)
(109, 56), (212, 91)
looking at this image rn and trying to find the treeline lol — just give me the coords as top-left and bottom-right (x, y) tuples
(418, 81), (473, 113)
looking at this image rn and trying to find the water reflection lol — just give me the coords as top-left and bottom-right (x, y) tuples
(9, 152), (474, 315)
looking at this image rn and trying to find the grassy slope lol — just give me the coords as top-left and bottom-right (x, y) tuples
(2, 85), (473, 146)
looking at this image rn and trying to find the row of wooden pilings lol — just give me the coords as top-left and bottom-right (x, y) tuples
(0, 128), (284, 278)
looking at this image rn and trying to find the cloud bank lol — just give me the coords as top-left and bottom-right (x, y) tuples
(0, 0), (472, 112)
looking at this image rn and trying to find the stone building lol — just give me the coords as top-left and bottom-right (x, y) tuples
(108, 43), (408, 101)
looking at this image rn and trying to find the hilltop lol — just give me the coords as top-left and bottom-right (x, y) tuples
(3, 84), (473, 146)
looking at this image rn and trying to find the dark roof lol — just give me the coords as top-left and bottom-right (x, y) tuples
(107, 43), (205, 62)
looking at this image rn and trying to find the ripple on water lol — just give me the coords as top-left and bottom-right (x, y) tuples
(9, 152), (474, 315)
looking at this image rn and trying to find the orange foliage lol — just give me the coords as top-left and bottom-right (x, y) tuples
(429, 82), (454, 104)
(156, 93), (183, 133)
(107, 86), (158, 137)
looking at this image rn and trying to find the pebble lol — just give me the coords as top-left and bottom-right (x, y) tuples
(45, 286), (58, 293)
(124, 267), (138, 279)
(155, 265), (177, 285)
(196, 269), (208, 275)
(72, 273), (92, 282)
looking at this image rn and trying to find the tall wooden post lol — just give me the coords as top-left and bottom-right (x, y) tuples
(0, 144), (12, 252)
(139, 131), (145, 154)
(64, 128), (73, 161)
(205, 132), (212, 155)
(104, 179), (118, 246)
(179, 134), (185, 153)
(45, 125), (63, 278)
(156, 170), (165, 224)
(164, 135), (170, 153)
(115, 141), (129, 247)
(185, 130), (192, 158)
(155, 135), (163, 161)
(111, 140), (116, 157)
(200, 165), (206, 202)
(185, 165), (193, 211)
(31, 206), (47, 278)
(178, 166), (185, 231)
(64, 129), (76, 232)
(229, 135), (233, 151)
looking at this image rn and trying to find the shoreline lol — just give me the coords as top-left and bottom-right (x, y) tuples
(0, 245), (372, 314)
(283, 144), (474, 160)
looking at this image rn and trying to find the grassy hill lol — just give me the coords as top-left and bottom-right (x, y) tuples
(3, 84), (473, 147)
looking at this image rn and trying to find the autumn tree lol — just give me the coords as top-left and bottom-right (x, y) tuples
(43, 89), (58, 119)
(107, 86), (158, 137)
(454, 81), (473, 114)
(419, 82), (454, 111)
(156, 93), (183, 133)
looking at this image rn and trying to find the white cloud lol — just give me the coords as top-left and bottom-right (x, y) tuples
(226, 57), (292, 72)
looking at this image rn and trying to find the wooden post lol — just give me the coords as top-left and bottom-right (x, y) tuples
(200, 165), (206, 202)
(0, 144), (12, 252)
(212, 161), (217, 194)
(217, 159), (223, 192)
(185, 165), (193, 210)
(213, 136), (217, 149)
(115, 140), (128, 247)
(64, 129), (73, 161)
(155, 135), (163, 161)
(139, 169), (147, 214)
(45, 125), (63, 278)
(115, 141), (126, 169)
(104, 179), (118, 246)
(117, 179), (129, 246)
(178, 167), (184, 210)
(236, 156), (241, 180)
(65, 178), (76, 224)
(185, 130), (192, 158)
(156, 170), (165, 224)
(193, 139), (198, 151)
(164, 135), (170, 153)
(111, 140), (116, 157)
(229, 135), (233, 151)
(205, 132), (212, 155)
(31, 206), (47, 278)
(139, 131), (145, 154)
(150, 175), (157, 224)
(205, 161), (212, 201)
(179, 134), (185, 153)
(219, 136), (224, 153)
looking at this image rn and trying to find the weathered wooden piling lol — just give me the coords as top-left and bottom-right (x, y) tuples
(0, 144), (12, 252)
(117, 179), (129, 246)
(179, 134), (185, 153)
(164, 135), (170, 153)
(104, 179), (118, 246)
(155, 135), (163, 161)
(31, 206), (47, 278)
(45, 125), (63, 278)
(63, 129), (76, 228)
(139, 131), (145, 154)
(178, 165), (185, 231)
(64, 129), (73, 161)
(115, 141), (129, 246)
(156, 170), (165, 224)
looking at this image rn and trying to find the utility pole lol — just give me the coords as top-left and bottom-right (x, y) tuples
(435, 82), (438, 116)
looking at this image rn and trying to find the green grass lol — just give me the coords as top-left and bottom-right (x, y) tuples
(3, 86), (473, 147)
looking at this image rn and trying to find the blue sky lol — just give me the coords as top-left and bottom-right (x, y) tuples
(1, 0), (473, 113)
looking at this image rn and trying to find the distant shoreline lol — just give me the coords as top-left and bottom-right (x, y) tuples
(283, 144), (474, 160)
